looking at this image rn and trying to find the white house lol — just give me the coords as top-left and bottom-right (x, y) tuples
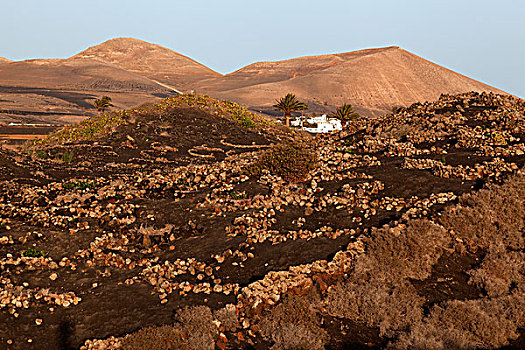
(291, 114), (342, 133)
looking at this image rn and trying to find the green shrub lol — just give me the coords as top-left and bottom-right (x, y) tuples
(246, 144), (318, 182)
(36, 150), (48, 159)
(238, 116), (256, 128)
(62, 181), (96, 190)
(22, 248), (45, 258)
(229, 191), (247, 200)
(60, 151), (74, 164)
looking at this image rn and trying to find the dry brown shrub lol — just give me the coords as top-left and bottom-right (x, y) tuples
(468, 243), (525, 297)
(324, 279), (424, 337)
(213, 304), (239, 332)
(174, 306), (217, 350)
(120, 324), (189, 350)
(246, 143), (318, 182)
(390, 173), (525, 349)
(392, 289), (525, 349)
(355, 219), (450, 282)
(258, 294), (328, 350)
(440, 173), (525, 250)
(321, 219), (447, 337)
(318, 173), (525, 348)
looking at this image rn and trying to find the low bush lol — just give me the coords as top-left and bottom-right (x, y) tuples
(393, 290), (525, 349)
(440, 173), (525, 250)
(174, 306), (217, 350)
(258, 294), (328, 350)
(355, 220), (450, 282)
(62, 181), (96, 190)
(468, 243), (525, 298)
(246, 143), (318, 182)
(321, 220), (448, 339)
(22, 248), (45, 258)
(324, 279), (424, 337)
(213, 304), (239, 332)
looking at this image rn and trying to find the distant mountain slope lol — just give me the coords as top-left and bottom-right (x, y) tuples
(195, 46), (506, 116)
(0, 57), (11, 64)
(0, 39), (510, 123)
(0, 58), (170, 92)
(72, 38), (221, 91)
(0, 57), (173, 125)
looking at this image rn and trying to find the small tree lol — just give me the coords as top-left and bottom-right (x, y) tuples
(331, 104), (359, 129)
(94, 96), (113, 113)
(274, 93), (308, 127)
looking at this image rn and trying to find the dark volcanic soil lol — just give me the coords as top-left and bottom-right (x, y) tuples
(0, 92), (524, 349)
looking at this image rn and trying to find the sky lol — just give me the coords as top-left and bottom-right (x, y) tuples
(1, 0), (524, 97)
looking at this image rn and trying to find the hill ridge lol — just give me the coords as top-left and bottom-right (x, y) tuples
(396, 47), (507, 94)
(194, 45), (507, 116)
(72, 37), (221, 76)
(230, 46), (401, 74)
(70, 37), (221, 91)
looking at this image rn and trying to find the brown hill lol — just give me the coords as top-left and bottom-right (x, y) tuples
(72, 38), (221, 91)
(0, 57), (11, 64)
(195, 46), (506, 116)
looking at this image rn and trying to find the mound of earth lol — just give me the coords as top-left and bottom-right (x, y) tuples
(25, 95), (284, 173)
(0, 92), (523, 349)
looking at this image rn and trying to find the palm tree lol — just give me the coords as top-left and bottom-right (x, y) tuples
(331, 104), (359, 128)
(94, 96), (113, 113)
(274, 93), (308, 127)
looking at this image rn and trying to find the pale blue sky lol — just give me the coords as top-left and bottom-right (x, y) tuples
(1, 0), (523, 97)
